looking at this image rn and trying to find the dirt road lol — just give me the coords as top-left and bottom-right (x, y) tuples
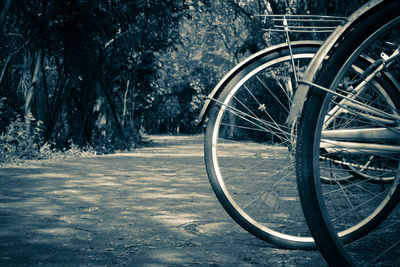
(0, 135), (326, 266)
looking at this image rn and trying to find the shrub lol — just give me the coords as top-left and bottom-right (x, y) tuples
(0, 116), (54, 163)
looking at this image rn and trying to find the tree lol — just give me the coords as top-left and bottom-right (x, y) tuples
(1, 0), (187, 152)
(0, 0), (373, 158)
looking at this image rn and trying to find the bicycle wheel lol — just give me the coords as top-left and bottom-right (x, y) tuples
(204, 42), (320, 249)
(296, 2), (400, 265)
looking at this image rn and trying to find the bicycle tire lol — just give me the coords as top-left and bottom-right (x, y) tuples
(296, 1), (400, 265)
(204, 42), (320, 250)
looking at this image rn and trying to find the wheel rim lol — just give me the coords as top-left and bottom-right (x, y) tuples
(209, 51), (316, 245)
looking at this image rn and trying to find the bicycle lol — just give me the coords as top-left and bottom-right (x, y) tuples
(196, 12), (391, 250)
(292, 0), (400, 265)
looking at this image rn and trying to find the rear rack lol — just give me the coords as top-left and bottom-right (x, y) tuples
(255, 14), (347, 33)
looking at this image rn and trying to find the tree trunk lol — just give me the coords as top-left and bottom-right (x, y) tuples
(0, 0), (12, 28)
(44, 76), (71, 140)
(24, 49), (42, 143)
(122, 80), (130, 127)
(97, 80), (125, 139)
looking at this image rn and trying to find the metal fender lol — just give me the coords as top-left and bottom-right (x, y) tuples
(286, 0), (390, 125)
(196, 40), (322, 127)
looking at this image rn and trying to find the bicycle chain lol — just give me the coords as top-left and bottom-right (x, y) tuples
(319, 155), (396, 173)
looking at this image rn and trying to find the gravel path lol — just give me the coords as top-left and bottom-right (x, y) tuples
(0, 135), (326, 266)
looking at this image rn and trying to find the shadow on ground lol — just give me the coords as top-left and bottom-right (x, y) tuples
(0, 135), (325, 266)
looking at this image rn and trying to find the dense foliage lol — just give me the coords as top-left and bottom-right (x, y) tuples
(0, 0), (369, 160)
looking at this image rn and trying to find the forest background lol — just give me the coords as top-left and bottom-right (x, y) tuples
(0, 0), (368, 161)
